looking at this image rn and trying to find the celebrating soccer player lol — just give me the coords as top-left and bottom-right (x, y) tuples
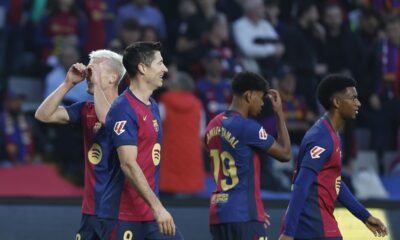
(205, 71), (291, 240)
(279, 74), (388, 240)
(101, 42), (183, 239)
(35, 50), (125, 239)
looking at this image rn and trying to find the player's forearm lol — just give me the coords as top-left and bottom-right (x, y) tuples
(284, 167), (316, 236)
(338, 181), (371, 222)
(93, 83), (111, 125)
(120, 159), (163, 210)
(274, 111), (291, 161)
(35, 82), (72, 123)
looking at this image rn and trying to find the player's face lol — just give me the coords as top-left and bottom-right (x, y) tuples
(86, 59), (116, 95)
(144, 51), (168, 89)
(249, 90), (265, 117)
(336, 87), (361, 119)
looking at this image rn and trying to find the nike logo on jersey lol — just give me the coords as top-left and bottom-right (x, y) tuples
(114, 120), (127, 135)
(143, 115), (147, 121)
(259, 127), (268, 140)
(310, 146), (326, 159)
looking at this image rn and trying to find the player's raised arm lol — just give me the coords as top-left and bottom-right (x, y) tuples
(87, 64), (112, 125)
(116, 145), (176, 236)
(265, 89), (291, 162)
(35, 63), (86, 123)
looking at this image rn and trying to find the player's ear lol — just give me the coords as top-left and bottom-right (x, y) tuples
(137, 63), (146, 75)
(244, 91), (252, 103)
(332, 96), (340, 109)
(109, 73), (119, 85)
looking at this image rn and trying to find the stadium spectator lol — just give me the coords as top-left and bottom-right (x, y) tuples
(282, 0), (327, 114)
(159, 71), (205, 195)
(277, 66), (316, 145)
(232, 0), (284, 78)
(365, 15), (400, 174)
(108, 17), (142, 54)
(321, 3), (365, 170)
(196, 50), (232, 123)
(0, 91), (34, 166)
(81, 0), (108, 54)
(35, 0), (87, 63)
(197, 13), (242, 78)
(173, 0), (223, 75)
(264, 0), (285, 35)
(141, 25), (160, 42)
(116, 0), (167, 39)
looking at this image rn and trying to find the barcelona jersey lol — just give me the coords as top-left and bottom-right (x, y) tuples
(66, 101), (110, 216)
(102, 89), (162, 221)
(282, 116), (342, 238)
(205, 111), (275, 224)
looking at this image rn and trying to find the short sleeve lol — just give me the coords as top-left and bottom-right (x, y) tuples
(105, 103), (138, 147)
(65, 101), (86, 123)
(244, 119), (275, 150)
(300, 136), (333, 174)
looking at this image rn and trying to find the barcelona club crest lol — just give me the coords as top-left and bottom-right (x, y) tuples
(153, 120), (159, 132)
(93, 122), (102, 134)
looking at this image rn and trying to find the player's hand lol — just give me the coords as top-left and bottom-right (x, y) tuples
(86, 64), (101, 87)
(365, 216), (388, 237)
(65, 63), (86, 87)
(267, 89), (283, 114)
(153, 205), (176, 236)
(264, 212), (271, 228)
(278, 234), (294, 240)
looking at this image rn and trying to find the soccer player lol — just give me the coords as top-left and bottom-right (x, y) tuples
(205, 71), (292, 240)
(279, 74), (388, 240)
(35, 50), (125, 239)
(102, 41), (183, 239)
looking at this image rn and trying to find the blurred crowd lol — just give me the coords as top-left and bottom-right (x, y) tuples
(0, 0), (399, 194)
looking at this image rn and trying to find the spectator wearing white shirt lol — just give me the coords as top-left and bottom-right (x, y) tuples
(232, 0), (284, 77)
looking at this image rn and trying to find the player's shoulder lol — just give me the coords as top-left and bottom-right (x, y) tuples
(108, 93), (137, 117)
(111, 93), (130, 109)
(302, 118), (333, 146)
(149, 97), (159, 108)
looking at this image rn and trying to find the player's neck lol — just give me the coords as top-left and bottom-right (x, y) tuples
(104, 88), (118, 103)
(229, 98), (248, 118)
(129, 82), (153, 105)
(325, 112), (345, 132)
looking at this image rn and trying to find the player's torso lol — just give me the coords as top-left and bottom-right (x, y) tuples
(119, 91), (163, 221)
(296, 118), (342, 238)
(206, 112), (264, 224)
(80, 102), (111, 215)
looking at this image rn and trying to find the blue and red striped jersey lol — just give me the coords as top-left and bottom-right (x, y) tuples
(282, 116), (342, 238)
(101, 89), (162, 221)
(66, 101), (110, 216)
(205, 111), (275, 224)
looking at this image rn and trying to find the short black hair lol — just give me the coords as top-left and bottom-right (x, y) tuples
(317, 74), (357, 110)
(121, 17), (140, 31)
(232, 71), (269, 96)
(296, 0), (316, 19)
(123, 41), (162, 78)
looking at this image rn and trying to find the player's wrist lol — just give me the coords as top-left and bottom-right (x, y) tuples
(62, 81), (75, 90)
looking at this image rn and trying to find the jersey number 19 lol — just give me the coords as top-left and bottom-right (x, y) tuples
(210, 149), (239, 191)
